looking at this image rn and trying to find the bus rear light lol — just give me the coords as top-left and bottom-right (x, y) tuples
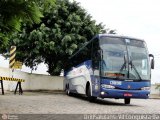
(101, 84), (115, 89)
(141, 87), (150, 91)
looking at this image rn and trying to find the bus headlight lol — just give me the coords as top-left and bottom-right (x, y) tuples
(101, 84), (115, 89)
(141, 87), (150, 91)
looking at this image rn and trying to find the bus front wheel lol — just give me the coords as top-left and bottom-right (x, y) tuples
(87, 85), (97, 102)
(124, 98), (130, 104)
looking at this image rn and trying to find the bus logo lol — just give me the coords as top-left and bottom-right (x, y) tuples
(110, 81), (122, 85)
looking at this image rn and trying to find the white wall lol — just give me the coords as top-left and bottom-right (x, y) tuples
(150, 84), (160, 95)
(0, 67), (160, 95)
(0, 67), (64, 91)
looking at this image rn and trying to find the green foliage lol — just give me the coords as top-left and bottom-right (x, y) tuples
(155, 84), (160, 89)
(0, 0), (55, 51)
(0, 0), (43, 31)
(0, 33), (9, 53)
(12, 0), (106, 75)
(155, 84), (160, 96)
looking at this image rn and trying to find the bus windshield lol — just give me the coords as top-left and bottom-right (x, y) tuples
(100, 36), (150, 80)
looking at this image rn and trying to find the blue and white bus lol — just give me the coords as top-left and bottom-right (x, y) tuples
(64, 34), (154, 104)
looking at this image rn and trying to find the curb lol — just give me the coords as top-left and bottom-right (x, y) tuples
(149, 94), (160, 99)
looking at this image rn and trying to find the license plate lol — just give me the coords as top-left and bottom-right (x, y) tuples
(124, 93), (132, 97)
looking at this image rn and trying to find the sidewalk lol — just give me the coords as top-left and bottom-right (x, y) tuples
(0, 90), (65, 96)
(150, 94), (160, 99)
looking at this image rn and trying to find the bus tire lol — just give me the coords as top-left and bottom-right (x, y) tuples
(65, 84), (71, 96)
(87, 85), (97, 102)
(124, 98), (130, 104)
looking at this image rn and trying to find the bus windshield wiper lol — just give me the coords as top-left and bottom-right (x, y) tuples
(116, 54), (126, 79)
(129, 57), (142, 81)
(119, 55), (127, 72)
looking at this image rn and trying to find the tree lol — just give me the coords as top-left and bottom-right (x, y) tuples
(12, 0), (106, 75)
(0, 0), (55, 53)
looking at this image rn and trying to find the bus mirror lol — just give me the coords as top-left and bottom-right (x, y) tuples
(151, 59), (154, 69)
(149, 54), (154, 69)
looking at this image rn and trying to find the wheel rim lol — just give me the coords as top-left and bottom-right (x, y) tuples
(67, 89), (70, 95)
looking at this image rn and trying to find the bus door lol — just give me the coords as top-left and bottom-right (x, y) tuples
(92, 39), (101, 97)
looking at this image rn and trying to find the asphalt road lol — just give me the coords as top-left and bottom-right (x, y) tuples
(0, 91), (160, 114)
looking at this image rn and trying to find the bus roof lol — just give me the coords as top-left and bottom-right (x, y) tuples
(97, 34), (144, 41)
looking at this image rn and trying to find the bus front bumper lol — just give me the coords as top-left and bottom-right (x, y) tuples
(100, 89), (150, 99)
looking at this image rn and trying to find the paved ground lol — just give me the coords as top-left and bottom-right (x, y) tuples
(0, 91), (160, 115)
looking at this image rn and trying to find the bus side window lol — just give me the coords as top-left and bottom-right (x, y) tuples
(71, 44), (91, 67)
(92, 38), (100, 70)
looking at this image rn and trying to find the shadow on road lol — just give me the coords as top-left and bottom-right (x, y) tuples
(68, 93), (137, 106)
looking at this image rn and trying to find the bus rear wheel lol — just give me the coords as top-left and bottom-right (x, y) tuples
(65, 84), (71, 96)
(87, 85), (97, 102)
(124, 98), (130, 104)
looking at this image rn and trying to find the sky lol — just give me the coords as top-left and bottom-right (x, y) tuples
(0, 0), (159, 83)
(74, 0), (160, 84)
(74, 0), (160, 54)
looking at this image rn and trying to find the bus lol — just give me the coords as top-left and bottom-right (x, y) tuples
(64, 34), (154, 104)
